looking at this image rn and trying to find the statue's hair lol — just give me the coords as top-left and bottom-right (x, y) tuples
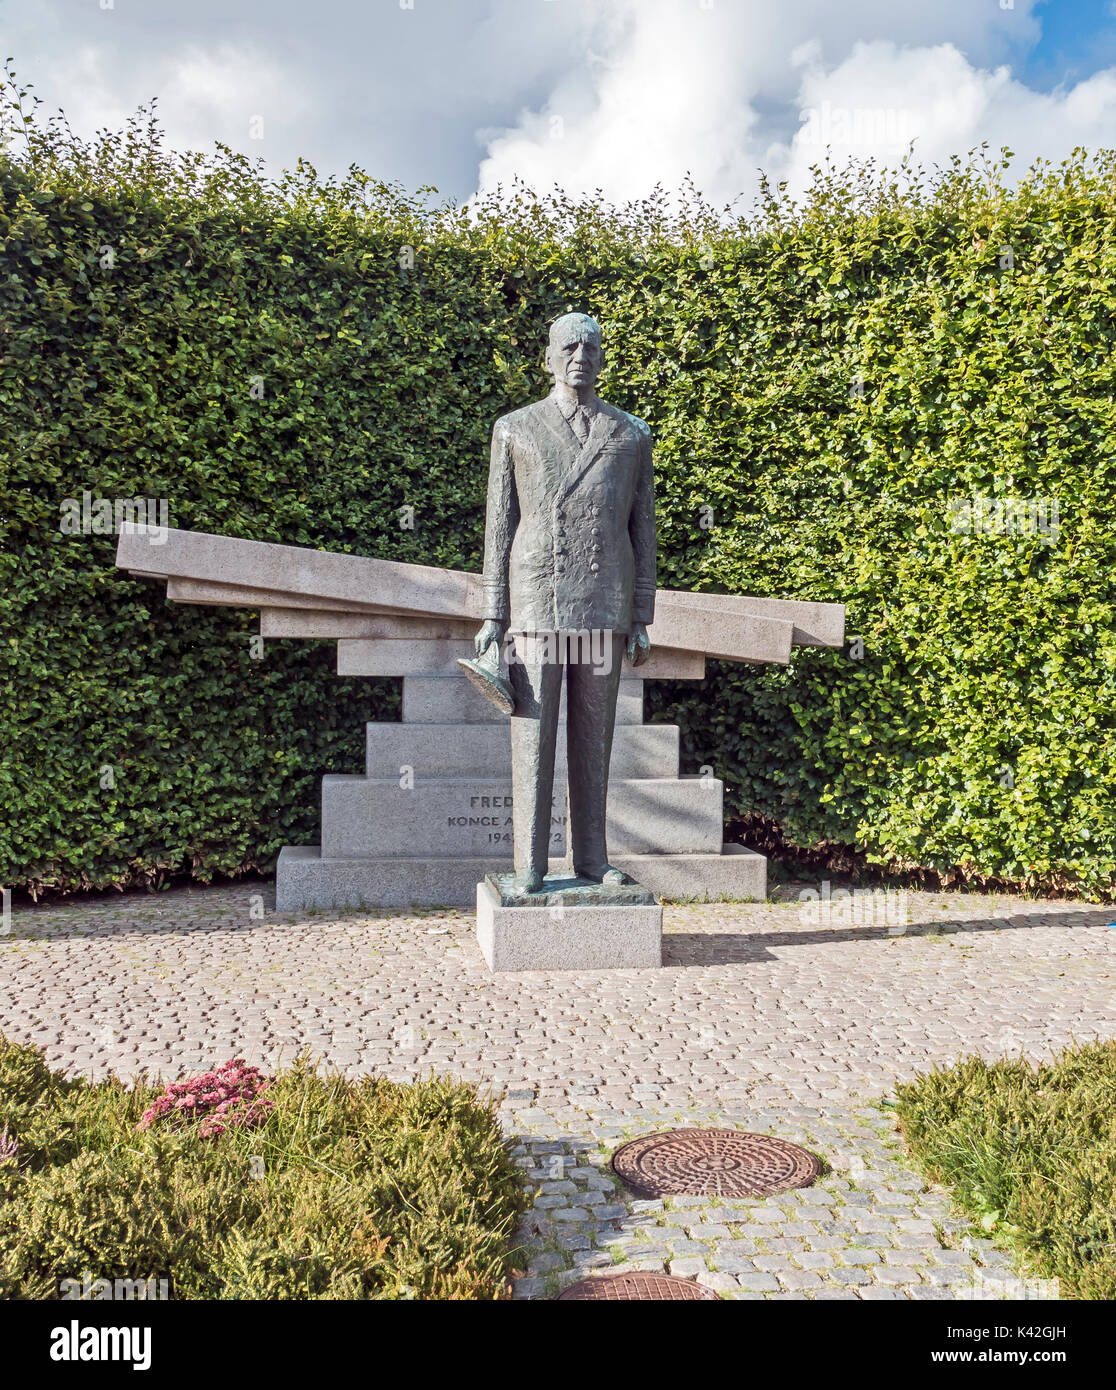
(548, 312), (601, 347)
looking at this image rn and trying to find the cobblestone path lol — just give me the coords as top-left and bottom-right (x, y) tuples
(3, 884), (1112, 1299)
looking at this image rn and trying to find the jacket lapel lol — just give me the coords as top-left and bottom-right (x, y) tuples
(556, 407), (623, 503)
(540, 397), (581, 454)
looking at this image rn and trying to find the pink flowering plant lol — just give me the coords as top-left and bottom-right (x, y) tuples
(138, 1059), (274, 1139)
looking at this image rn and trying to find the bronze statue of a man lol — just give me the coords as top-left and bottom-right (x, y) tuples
(473, 313), (656, 894)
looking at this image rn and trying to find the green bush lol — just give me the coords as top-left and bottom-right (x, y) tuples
(0, 1036), (525, 1299)
(2, 67), (1114, 898)
(895, 1041), (1116, 1300)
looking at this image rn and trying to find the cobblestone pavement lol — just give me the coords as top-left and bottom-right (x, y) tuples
(2, 882), (1113, 1300)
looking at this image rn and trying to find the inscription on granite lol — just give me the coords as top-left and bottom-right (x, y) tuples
(447, 793), (565, 848)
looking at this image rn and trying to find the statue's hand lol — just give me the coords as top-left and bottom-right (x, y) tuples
(626, 622), (651, 667)
(475, 619), (507, 657)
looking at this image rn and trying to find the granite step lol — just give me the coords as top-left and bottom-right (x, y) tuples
(319, 774), (724, 858)
(364, 721), (680, 779)
(276, 844), (765, 911)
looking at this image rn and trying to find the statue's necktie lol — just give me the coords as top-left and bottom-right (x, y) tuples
(571, 406), (592, 445)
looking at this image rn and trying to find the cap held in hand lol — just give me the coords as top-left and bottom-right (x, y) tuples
(456, 638), (515, 716)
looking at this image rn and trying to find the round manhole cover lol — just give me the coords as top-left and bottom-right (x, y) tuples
(611, 1128), (822, 1199)
(556, 1272), (719, 1301)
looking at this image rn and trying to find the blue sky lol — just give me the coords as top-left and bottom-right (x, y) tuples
(2, 0), (1115, 207)
(1022, 0), (1116, 87)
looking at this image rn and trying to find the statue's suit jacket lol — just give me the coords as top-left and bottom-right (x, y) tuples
(481, 391), (656, 633)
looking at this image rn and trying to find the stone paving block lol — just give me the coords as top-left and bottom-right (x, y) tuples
(794, 1251), (836, 1269)
(804, 1234), (845, 1251)
(882, 1247), (934, 1267)
(571, 1251), (613, 1273)
(761, 1237), (808, 1254)
(853, 1216), (894, 1233)
(873, 1266), (923, 1286)
(621, 1245), (671, 1261)
(840, 1248), (883, 1265)
(754, 1255), (794, 1271)
(594, 1231), (635, 1248)
(710, 1256), (758, 1275)
(557, 1233), (593, 1251)
(716, 1239), (760, 1256)
(776, 1270), (826, 1289)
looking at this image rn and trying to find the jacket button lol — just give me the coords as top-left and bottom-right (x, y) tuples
(590, 562), (599, 572)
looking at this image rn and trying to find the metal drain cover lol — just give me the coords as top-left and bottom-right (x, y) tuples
(557, 1272), (719, 1301)
(611, 1128), (822, 1199)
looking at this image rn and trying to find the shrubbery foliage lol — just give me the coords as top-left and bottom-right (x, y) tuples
(0, 1036), (523, 1299)
(896, 1041), (1116, 1300)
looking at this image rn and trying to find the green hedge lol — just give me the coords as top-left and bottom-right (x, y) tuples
(2, 77), (1114, 898)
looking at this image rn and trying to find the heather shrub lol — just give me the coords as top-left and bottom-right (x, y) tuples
(0, 1039), (524, 1299)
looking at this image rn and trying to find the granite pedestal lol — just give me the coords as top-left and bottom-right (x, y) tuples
(275, 660), (767, 912)
(114, 527), (846, 917)
(475, 874), (662, 971)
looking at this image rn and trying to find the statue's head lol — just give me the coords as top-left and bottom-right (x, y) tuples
(545, 312), (603, 391)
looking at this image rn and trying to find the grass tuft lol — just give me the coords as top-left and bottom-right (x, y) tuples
(894, 1039), (1116, 1299)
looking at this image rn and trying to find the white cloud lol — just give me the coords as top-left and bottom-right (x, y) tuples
(474, 1), (1116, 210)
(477, 3), (764, 210)
(777, 39), (1116, 193)
(3, 0), (1110, 204)
(29, 41), (303, 159)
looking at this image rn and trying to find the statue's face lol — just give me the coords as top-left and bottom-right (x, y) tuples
(546, 327), (603, 390)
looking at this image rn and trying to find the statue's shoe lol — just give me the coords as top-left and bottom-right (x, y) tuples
(515, 869), (544, 894)
(574, 864), (632, 887)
